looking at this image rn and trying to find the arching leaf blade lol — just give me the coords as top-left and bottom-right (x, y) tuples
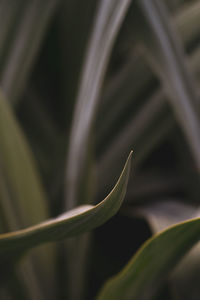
(0, 151), (132, 263)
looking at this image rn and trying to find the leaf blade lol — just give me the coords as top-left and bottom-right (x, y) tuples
(97, 212), (200, 300)
(0, 151), (132, 263)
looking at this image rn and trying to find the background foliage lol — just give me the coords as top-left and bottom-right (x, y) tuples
(0, 0), (200, 299)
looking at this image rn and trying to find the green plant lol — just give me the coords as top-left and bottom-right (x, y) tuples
(0, 0), (200, 299)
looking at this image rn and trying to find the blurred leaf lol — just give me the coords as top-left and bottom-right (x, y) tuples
(136, 200), (197, 232)
(60, 0), (98, 130)
(175, 1), (200, 47)
(96, 35), (200, 193)
(97, 89), (173, 193)
(191, 46), (200, 81)
(98, 0), (200, 140)
(135, 0), (200, 170)
(64, 2), (132, 299)
(0, 90), (48, 227)
(96, 54), (157, 153)
(95, 0), (200, 186)
(0, 0), (58, 104)
(65, 0), (131, 209)
(0, 151), (132, 266)
(19, 86), (64, 198)
(0, 1), (21, 63)
(97, 210), (200, 300)
(0, 90), (56, 297)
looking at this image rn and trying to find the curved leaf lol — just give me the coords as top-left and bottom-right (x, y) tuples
(97, 211), (200, 300)
(0, 151), (132, 265)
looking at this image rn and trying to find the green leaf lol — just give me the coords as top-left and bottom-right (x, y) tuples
(97, 209), (200, 300)
(0, 151), (132, 265)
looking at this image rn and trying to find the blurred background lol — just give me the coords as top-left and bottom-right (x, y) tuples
(0, 0), (200, 299)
